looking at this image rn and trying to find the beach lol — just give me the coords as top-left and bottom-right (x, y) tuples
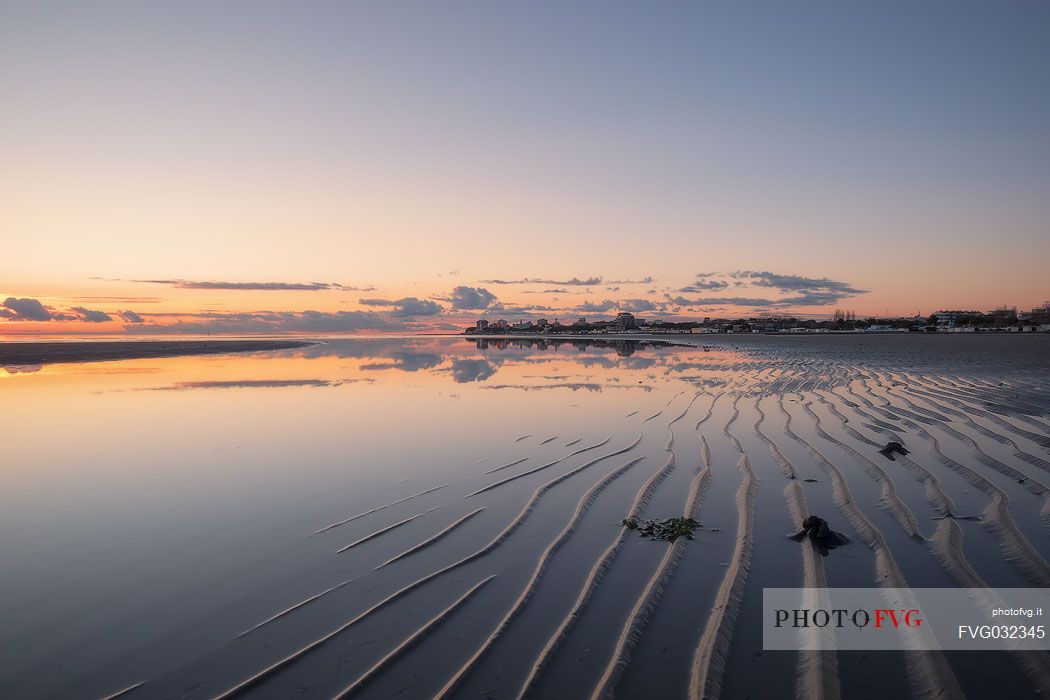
(0, 335), (1047, 699)
(9, 3), (1048, 697)
(0, 339), (312, 368)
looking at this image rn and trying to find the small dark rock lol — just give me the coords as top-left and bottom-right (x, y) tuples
(878, 441), (909, 461)
(790, 515), (850, 557)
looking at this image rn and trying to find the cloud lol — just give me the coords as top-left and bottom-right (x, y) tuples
(359, 297), (443, 317)
(448, 286), (499, 310)
(71, 306), (113, 323)
(278, 309), (416, 329)
(664, 270), (867, 308)
(573, 298), (661, 313)
(666, 295), (779, 307)
(576, 299), (617, 312)
(119, 310), (145, 323)
(679, 280), (729, 292)
(480, 276), (603, 286)
(777, 291), (860, 306)
(481, 275), (652, 287)
(618, 298), (659, 313)
(120, 279), (374, 291)
(667, 293), (855, 309)
(499, 304), (559, 314)
(388, 299), (442, 317)
(1, 297), (69, 321)
(128, 309), (411, 334)
(70, 296), (164, 303)
(428, 322), (468, 332)
(730, 271), (865, 296)
(606, 276), (654, 284)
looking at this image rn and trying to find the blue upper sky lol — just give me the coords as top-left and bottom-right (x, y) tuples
(1, 1), (1048, 331)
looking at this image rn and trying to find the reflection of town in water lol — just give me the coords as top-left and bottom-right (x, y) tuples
(469, 336), (651, 357)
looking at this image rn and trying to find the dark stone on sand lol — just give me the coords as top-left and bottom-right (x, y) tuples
(878, 441), (909, 461)
(790, 515), (850, 556)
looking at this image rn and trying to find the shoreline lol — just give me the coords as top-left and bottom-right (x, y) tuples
(0, 339), (314, 367)
(456, 330), (1048, 339)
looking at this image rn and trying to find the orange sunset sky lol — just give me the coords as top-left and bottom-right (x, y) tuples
(2, 3), (1047, 337)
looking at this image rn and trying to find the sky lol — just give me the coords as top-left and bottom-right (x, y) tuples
(2, 1), (1048, 336)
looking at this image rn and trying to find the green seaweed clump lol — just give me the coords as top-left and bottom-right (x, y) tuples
(621, 516), (700, 542)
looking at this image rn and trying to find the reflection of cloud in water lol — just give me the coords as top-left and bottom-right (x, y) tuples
(2, 364), (44, 374)
(360, 352), (444, 372)
(295, 340), (429, 361)
(135, 379), (372, 391)
(448, 359), (496, 383)
(663, 361), (765, 373)
(678, 377), (731, 388)
(69, 366), (163, 375)
(576, 356), (658, 370)
(276, 337), (744, 387)
(481, 382), (653, 392)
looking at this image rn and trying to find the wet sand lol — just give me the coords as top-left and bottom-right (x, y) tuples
(0, 339), (312, 366)
(1, 335), (1047, 699)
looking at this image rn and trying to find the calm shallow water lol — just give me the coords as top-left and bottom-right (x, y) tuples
(1, 335), (1048, 699)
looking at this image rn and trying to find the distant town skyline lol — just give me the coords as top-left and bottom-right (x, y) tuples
(3, 3), (1048, 336)
(2, 271), (1046, 336)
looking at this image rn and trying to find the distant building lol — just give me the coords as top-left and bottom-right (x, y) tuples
(615, 312), (636, 331)
(1029, 302), (1050, 325)
(536, 318), (548, 328)
(475, 320), (489, 331)
(574, 317), (587, 326)
(750, 316), (793, 333)
(934, 310), (980, 329)
(989, 306), (1017, 327)
(492, 319), (510, 330)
